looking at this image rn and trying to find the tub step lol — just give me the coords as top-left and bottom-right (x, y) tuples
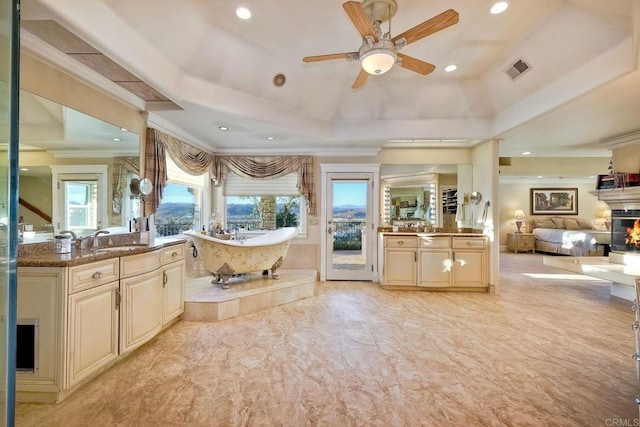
(182, 269), (316, 321)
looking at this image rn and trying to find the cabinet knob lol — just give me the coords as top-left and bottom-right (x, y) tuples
(466, 241), (472, 246)
(172, 251), (178, 257)
(635, 396), (640, 405)
(632, 353), (640, 361)
(632, 302), (638, 312)
(398, 241), (404, 245)
(633, 321), (640, 331)
(91, 271), (103, 279)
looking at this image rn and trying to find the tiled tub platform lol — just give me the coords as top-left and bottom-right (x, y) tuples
(182, 269), (317, 321)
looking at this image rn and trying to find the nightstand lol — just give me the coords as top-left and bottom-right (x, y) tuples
(507, 233), (535, 253)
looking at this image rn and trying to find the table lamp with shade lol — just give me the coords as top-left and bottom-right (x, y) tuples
(514, 209), (525, 233)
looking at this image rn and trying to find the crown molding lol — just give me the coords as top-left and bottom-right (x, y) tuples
(598, 128), (640, 149)
(212, 147), (382, 156)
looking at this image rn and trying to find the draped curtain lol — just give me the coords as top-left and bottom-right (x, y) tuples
(143, 128), (168, 215)
(214, 156), (316, 216)
(143, 128), (316, 216)
(111, 156), (140, 214)
(154, 129), (216, 179)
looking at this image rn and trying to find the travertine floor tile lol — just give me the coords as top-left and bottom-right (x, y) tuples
(16, 253), (639, 426)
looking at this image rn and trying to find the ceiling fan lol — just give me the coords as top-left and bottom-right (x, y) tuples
(302, 0), (459, 89)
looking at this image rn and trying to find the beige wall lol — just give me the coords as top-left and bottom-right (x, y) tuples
(18, 175), (51, 227)
(471, 140), (499, 292)
(612, 144), (640, 173)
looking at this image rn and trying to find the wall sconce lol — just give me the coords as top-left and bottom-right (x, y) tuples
(514, 209), (525, 233)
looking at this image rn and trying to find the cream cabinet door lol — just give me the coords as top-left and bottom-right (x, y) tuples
(417, 249), (451, 287)
(163, 261), (185, 324)
(452, 250), (486, 287)
(120, 268), (163, 354)
(67, 281), (119, 387)
(383, 248), (416, 286)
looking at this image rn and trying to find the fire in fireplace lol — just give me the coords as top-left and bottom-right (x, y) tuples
(611, 209), (640, 253)
(626, 218), (640, 248)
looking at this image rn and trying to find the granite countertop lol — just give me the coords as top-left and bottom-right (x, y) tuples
(18, 234), (187, 267)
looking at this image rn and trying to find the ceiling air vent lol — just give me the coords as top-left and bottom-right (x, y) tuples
(504, 58), (531, 81)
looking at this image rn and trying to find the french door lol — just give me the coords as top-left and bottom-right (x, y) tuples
(323, 170), (377, 281)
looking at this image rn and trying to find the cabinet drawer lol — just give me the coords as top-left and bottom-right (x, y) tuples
(120, 250), (162, 278)
(68, 258), (120, 294)
(452, 237), (486, 249)
(517, 236), (535, 245)
(162, 244), (185, 264)
(385, 236), (418, 248)
(418, 236), (450, 248)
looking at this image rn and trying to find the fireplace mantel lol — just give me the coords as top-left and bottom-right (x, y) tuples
(589, 187), (640, 210)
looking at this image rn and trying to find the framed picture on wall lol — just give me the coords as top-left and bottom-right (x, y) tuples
(530, 188), (578, 215)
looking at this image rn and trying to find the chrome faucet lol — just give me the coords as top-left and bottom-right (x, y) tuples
(59, 230), (77, 240)
(92, 230), (110, 249)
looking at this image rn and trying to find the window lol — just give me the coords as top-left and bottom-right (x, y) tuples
(154, 154), (208, 237)
(223, 173), (306, 236)
(51, 165), (108, 236)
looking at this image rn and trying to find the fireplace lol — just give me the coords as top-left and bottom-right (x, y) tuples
(611, 209), (640, 253)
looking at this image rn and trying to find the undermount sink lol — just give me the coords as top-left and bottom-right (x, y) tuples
(94, 245), (147, 253)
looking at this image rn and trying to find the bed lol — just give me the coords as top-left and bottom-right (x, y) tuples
(527, 217), (610, 256)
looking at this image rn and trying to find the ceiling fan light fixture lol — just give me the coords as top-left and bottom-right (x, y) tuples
(490, 2), (509, 15)
(360, 41), (397, 75)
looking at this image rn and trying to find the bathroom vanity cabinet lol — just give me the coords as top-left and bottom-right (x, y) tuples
(16, 241), (186, 403)
(379, 233), (488, 290)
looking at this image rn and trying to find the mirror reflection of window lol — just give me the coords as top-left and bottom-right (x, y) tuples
(63, 180), (98, 232)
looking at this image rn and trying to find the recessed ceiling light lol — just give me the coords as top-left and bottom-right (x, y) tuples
(521, 151), (532, 155)
(235, 6), (251, 20)
(490, 2), (509, 14)
(267, 136), (275, 140)
(537, 176), (543, 179)
(218, 126), (229, 131)
(444, 64), (457, 72)
(120, 127), (128, 132)
(20, 168), (28, 171)
(112, 138), (121, 142)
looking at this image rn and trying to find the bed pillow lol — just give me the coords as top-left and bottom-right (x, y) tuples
(576, 219), (594, 230)
(563, 218), (580, 230)
(551, 217), (566, 229)
(533, 219), (556, 229)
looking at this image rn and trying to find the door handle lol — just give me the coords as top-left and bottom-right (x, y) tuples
(327, 226), (332, 234)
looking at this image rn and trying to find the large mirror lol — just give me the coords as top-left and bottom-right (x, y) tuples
(381, 164), (472, 229)
(14, 90), (140, 242)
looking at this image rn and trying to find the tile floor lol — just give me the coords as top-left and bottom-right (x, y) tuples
(15, 252), (639, 426)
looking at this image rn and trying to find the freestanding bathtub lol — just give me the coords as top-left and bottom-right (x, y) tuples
(184, 227), (299, 288)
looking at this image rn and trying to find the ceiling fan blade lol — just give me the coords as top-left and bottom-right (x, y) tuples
(352, 69), (369, 89)
(303, 52), (356, 63)
(392, 9), (459, 45)
(343, 1), (378, 42)
(397, 53), (435, 76)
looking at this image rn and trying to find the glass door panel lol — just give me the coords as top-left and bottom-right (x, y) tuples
(326, 174), (373, 281)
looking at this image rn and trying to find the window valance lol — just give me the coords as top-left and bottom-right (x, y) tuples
(214, 156), (316, 215)
(143, 128), (316, 216)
